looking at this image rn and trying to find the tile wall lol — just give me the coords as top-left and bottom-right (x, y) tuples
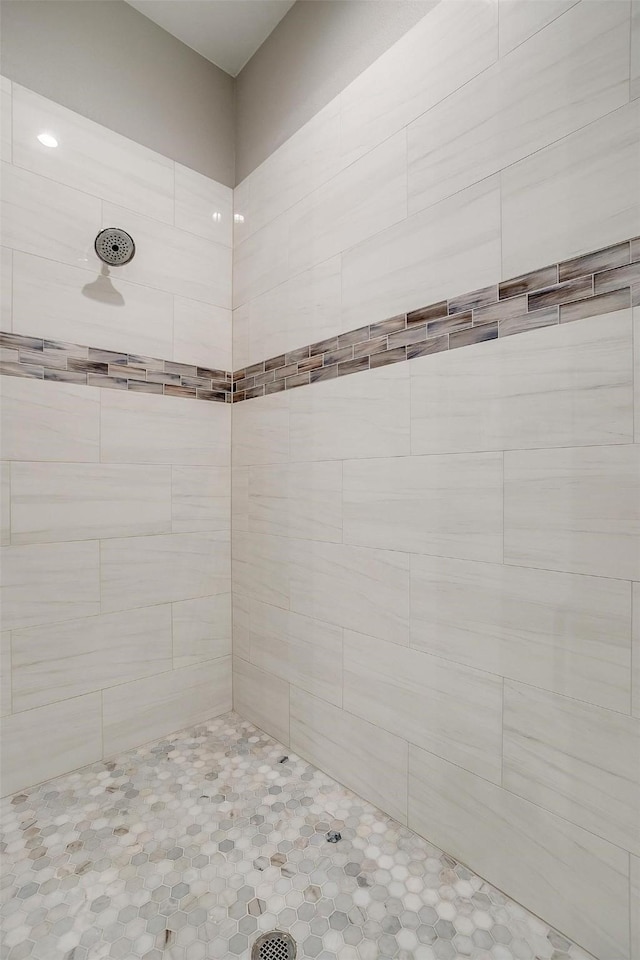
(0, 78), (233, 795)
(231, 2), (640, 958)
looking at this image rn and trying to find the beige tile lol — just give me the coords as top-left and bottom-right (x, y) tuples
(291, 687), (408, 824)
(12, 83), (174, 223)
(12, 605), (172, 711)
(343, 630), (502, 783)
(173, 297), (232, 371)
(411, 311), (634, 454)
(344, 453), (503, 563)
(232, 593), (251, 662)
(504, 444), (640, 579)
(248, 461), (342, 542)
(1, 377), (100, 462)
(233, 657), (289, 746)
(232, 532), (289, 610)
(1, 161), (101, 268)
(634, 583), (640, 719)
(249, 599), (342, 707)
(289, 364), (410, 462)
(408, 745), (630, 960)
(171, 465), (230, 534)
(503, 681), (640, 855)
(11, 462), (171, 544)
(498, 0), (578, 57)
(102, 203), (232, 309)
(1, 540), (100, 631)
(341, 176), (501, 330)
(101, 390), (230, 466)
(1, 462), (9, 546)
(1, 630), (11, 717)
(172, 594), (231, 669)
(103, 658), (231, 756)
(101, 532), (229, 613)
(290, 540), (409, 647)
(501, 100), (640, 279)
(232, 391), (289, 467)
(408, 0), (629, 213)
(411, 555), (632, 713)
(12, 251), (174, 359)
(1, 692), (102, 796)
(174, 163), (233, 246)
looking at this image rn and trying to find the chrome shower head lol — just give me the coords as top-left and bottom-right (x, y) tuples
(94, 227), (135, 266)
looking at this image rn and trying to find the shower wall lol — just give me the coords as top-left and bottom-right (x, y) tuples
(0, 79), (233, 795)
(231, 2), (640, 958)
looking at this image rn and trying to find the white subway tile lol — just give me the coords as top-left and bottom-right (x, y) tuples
(12, 604), (173, 711)
(249, 599), (342, 707)
(1, 693), (102, 796)
(12, 84), (174, 223)
(103, 658), (231, 755)
(411, 311), (634, 454)
(101, 390), (230, 466)
(174, 163), (233, 246)
(408, 745), (630, 960)
(233, 657), (289, 745)
(102, 203), (232, 308)
(340, 0), (498, 164)
(343, 453), (503, 562)
(11, 252), (174, 360)
(10, 462), (171, 544)
(173, 297), (232, 371)
(504, 444), (640, 579)
(408, 0), (629, 213)
(291, 687), (408, 824)
(101, 531), (229, 613)
(172, 594), (231, 669)
(290, 539), (409, 647)
(344, 630), (502, 782)
(501, 100), (640, 279)
(1, 162), (101, 268)
(503, 681), (640, 854)
(341, 177), (501, 329)
(1, 376), (100, 462)
(0, 540), (100, 631)
(411, 555), (632, 714)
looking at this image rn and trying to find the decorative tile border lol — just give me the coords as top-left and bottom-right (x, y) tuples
(0, 335), (233, 403)
(231, 237), (640, 402)
(1, 238), (638, 405)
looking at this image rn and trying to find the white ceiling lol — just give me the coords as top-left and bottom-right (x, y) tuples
(126, 0), (295, 77)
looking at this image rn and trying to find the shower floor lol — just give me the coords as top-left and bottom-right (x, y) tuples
(1, 712), (592, 960)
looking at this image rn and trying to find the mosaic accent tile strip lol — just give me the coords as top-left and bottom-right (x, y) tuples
(0, 335), (233, 403)
(0, 712), (593, 960)
(231, 237), (640, 402)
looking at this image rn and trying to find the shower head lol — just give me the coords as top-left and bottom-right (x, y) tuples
(94, 227), (135, 266)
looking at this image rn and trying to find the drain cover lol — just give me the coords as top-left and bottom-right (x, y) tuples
(251, 930), (296, 960)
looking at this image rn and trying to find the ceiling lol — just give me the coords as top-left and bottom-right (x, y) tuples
(125, 0), (295, 77)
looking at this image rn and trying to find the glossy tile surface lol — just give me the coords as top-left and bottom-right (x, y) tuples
(504, 443), (640, 579)
(408, 744), (629, 960)
(502, 680), (640, 854)
(410, 555), (632, 713)
(343, 453), (503, 562)
(0, 712), (597, 959)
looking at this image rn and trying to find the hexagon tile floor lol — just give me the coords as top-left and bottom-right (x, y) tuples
(1, 711), (593, 960)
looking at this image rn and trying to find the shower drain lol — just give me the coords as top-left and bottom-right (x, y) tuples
(251, 930), (297, 960)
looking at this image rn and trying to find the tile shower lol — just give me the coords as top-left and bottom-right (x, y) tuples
(1, 2), (639, 960)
